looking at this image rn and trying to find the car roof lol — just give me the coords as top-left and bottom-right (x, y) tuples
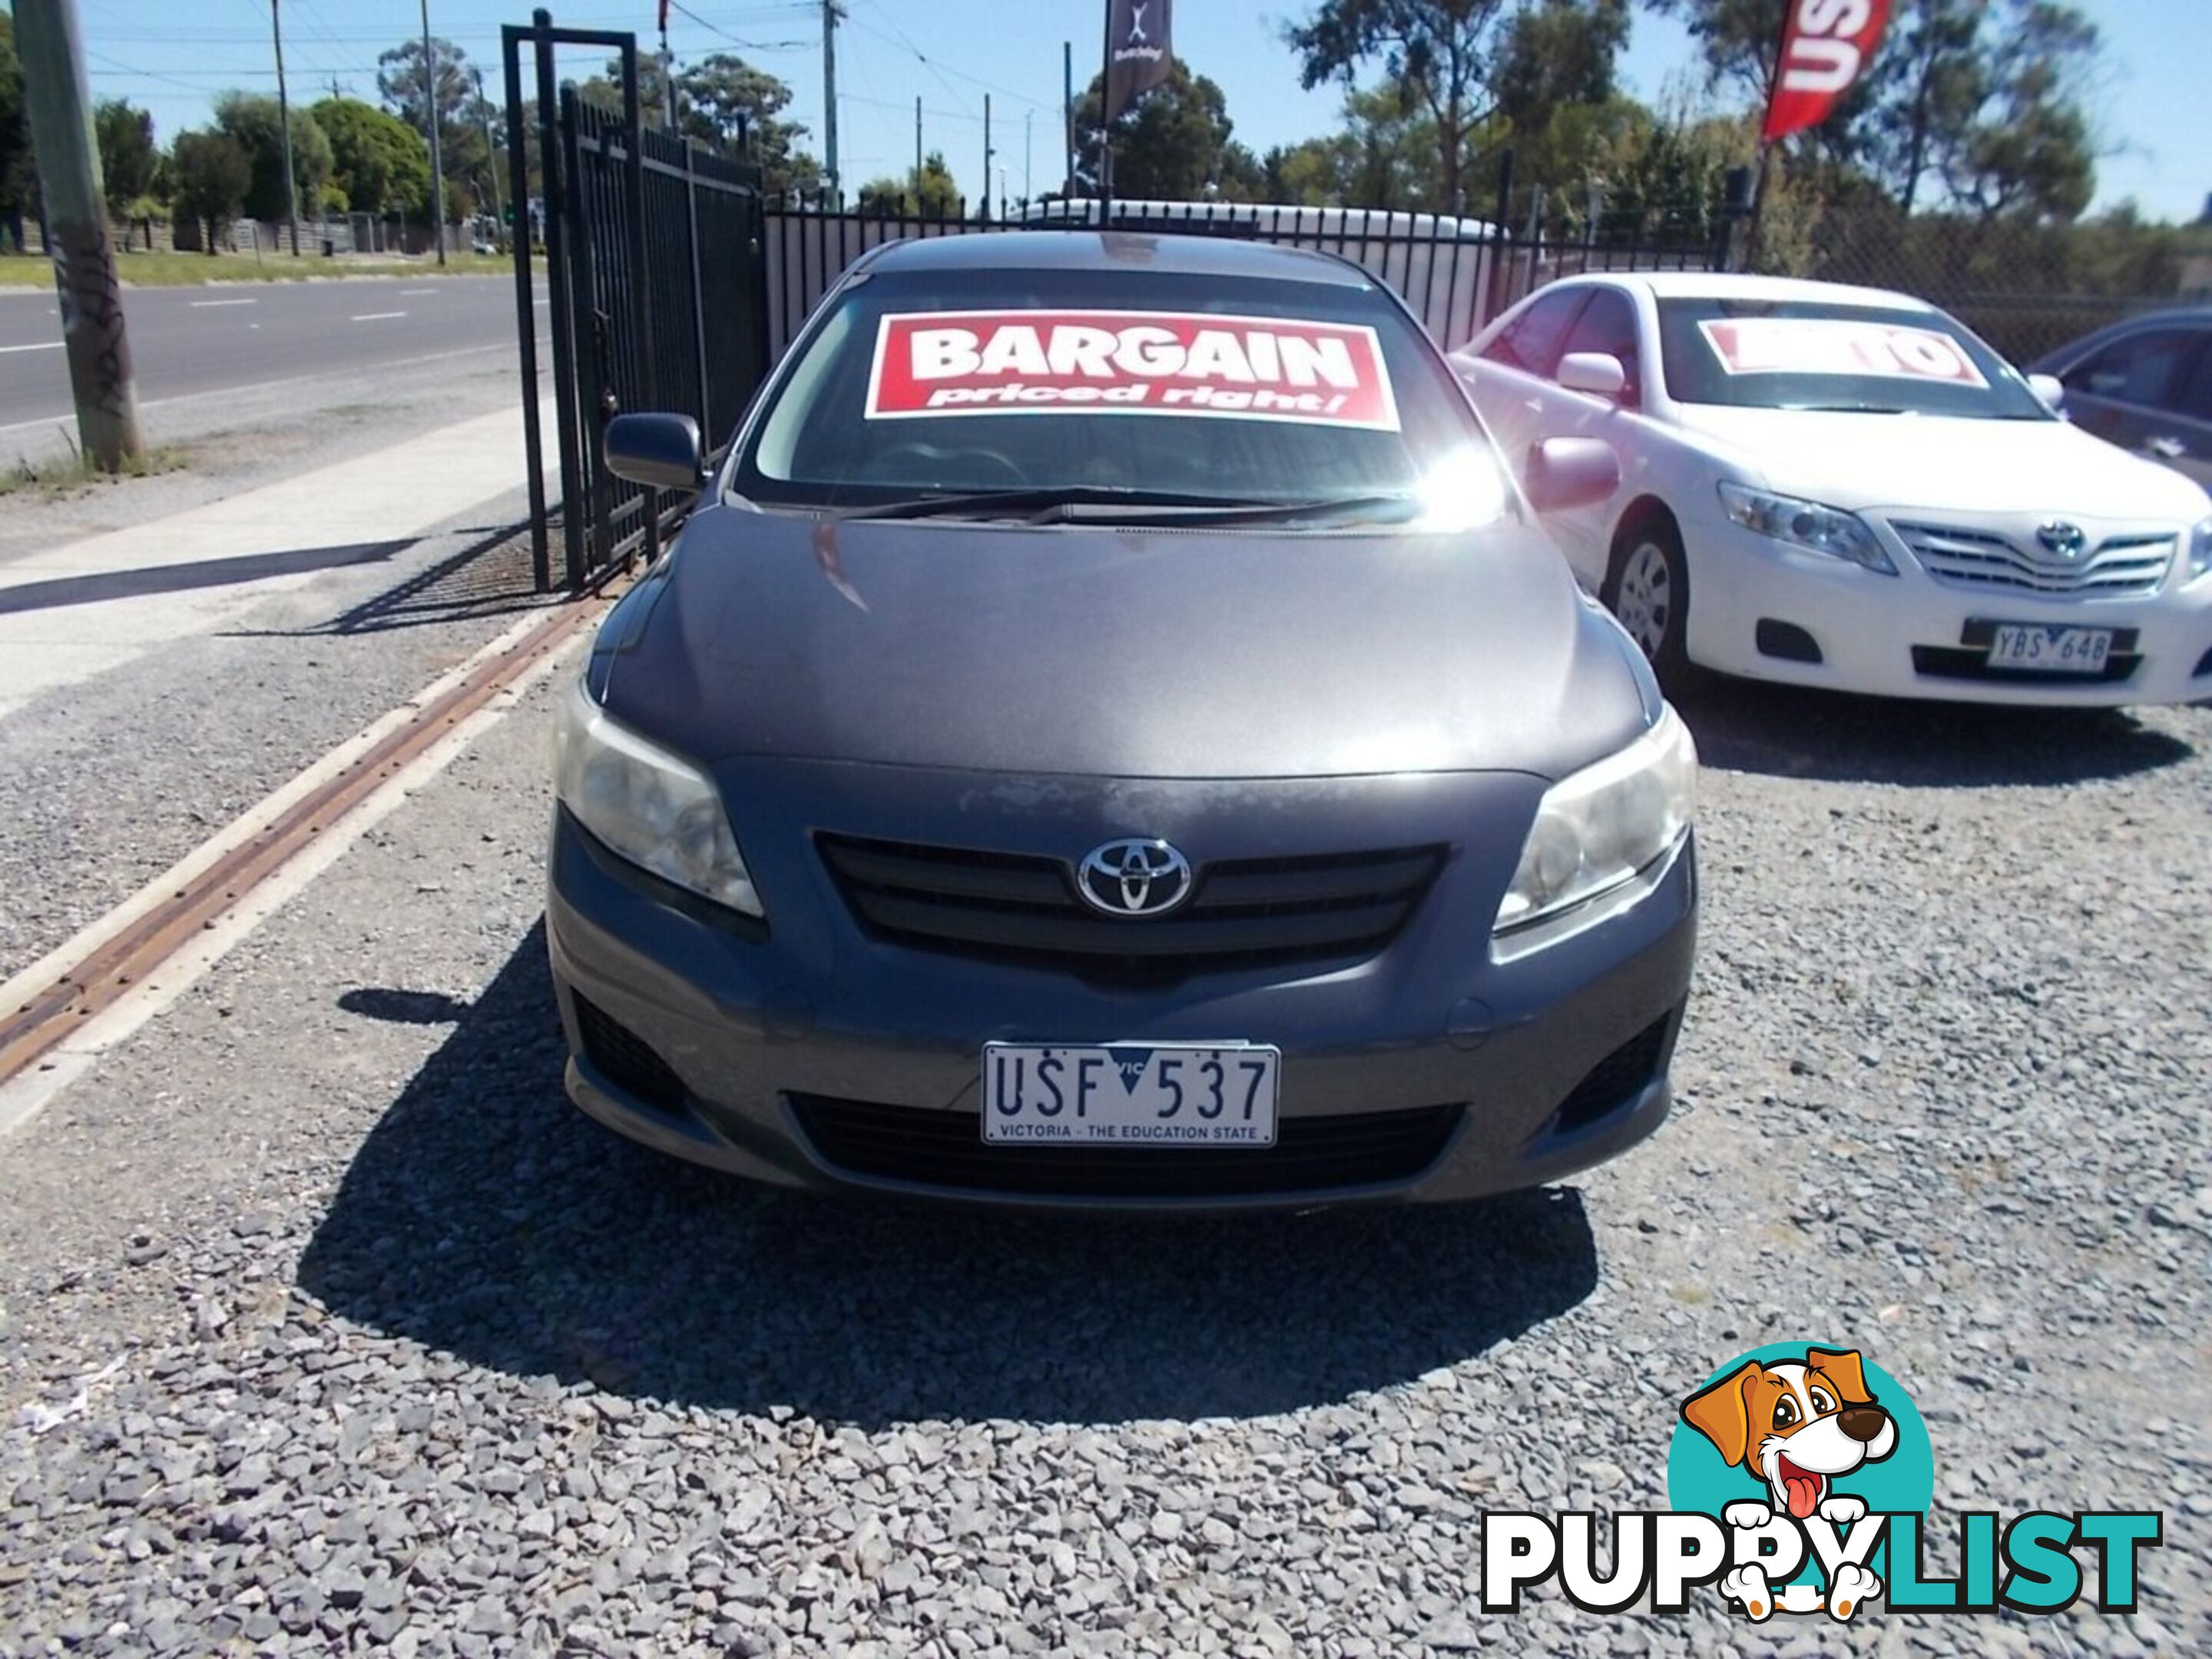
(1577, 270), (1937, 311)
(858, 230), (1376, 288)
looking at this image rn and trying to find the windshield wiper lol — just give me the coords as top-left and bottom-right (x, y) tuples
(1780, 402), (1915, 415)
(829, 486), (1274, 522)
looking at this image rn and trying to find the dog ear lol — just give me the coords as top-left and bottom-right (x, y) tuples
(1681, 1361), (1762, 1467)
(1808, 1348), (1873, 1406)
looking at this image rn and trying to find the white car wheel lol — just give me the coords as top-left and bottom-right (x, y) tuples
(1615, 541), (1674, 657)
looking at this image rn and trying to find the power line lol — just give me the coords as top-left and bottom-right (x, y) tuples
(846, 2), (1051, 112)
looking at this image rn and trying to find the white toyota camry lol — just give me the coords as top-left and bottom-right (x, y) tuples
(1452, 272), (2212, 705)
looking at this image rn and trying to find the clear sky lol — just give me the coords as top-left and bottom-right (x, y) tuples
(45, 0), (2212, 224)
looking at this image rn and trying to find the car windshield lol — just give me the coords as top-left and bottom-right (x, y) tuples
(731, 263), (1511, 526)
(1654, 297), (2049, 419)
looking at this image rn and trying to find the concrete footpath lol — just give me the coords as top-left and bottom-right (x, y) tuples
(0, 398), (556, 718)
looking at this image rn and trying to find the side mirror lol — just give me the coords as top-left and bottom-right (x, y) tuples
(605, 412), (703, 490)
(2027, 372), (2065, 412)
(1557, 351), (1628, 400)
(1525, 436), (1621, 514)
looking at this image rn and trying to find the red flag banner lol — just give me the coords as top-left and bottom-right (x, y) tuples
(1762, 0), (1892, 143)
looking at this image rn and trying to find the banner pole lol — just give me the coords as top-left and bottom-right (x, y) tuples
(1097, 0), (1115, 221)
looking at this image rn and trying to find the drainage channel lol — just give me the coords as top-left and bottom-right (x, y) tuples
(0, 588), (617, 1094)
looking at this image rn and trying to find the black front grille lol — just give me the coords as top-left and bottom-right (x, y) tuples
(1553, 1015), (1674, 1134)
(818, 835), (1445, 980)
(573, 995), (686, 1113)
(791, 1097), (1462, 1198)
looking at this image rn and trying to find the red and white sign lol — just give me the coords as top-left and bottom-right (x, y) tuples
(1698, 318), (1987, 388)
(863, 310), (1401, 430)
(1763, 0), (1892, 143)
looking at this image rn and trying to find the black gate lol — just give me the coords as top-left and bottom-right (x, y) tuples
(505, 10), (768, 591)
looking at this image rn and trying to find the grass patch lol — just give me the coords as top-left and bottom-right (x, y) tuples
(0, 445), (191, 498)
(0, 249), (531, 289)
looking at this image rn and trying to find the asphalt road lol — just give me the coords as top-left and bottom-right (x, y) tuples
(0, 274), (537, 433)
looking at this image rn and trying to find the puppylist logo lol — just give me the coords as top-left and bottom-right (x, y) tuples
(1481, 1343), (2163, 1622)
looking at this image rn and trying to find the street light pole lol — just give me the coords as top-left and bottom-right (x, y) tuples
(13, 0), (144, 467)
(271, 1), (300, 254)
(420, 0), (446, 264)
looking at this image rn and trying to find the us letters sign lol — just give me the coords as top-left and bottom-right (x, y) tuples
(1762, 0), (1893, 143)
(863, 310), (1402, 430)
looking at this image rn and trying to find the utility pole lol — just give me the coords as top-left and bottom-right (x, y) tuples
(821, 0), (840, 205)
(981, 94), (992, 221)
(271, 1), (300, 253)
(1062, 41), (1073, 194)
(14, 0), (144, 467)
(660, 15), (676, 131)
(419, 0), (445, 264)
(1023, 108), (1031, 206)
(913, 96), (922, 207)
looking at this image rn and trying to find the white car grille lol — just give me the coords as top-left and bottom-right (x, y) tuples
(1889, 521), (2174, 599)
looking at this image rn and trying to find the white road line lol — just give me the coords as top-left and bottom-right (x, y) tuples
(0, 333), (553, 438)
(349, 310), (408, 322)
(0, 609), (586, 1141)
(0, 341), (62, 354)
(399, 287), (439, 296)
(188, 298), (258, 308)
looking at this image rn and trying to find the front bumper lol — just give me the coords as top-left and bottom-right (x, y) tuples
(1681, 516), (2212, 706)
(544, 761), (1698, 1211)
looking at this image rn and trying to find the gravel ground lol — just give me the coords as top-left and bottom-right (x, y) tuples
(0, 336), (566, 985)
(0, 671), (2207, 1657)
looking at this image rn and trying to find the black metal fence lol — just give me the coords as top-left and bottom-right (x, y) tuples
(762, 197), (1728, 364)
(505, 9), (766, 591)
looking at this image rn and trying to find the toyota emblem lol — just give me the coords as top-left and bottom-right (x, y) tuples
(1076, 839), (1193, 917)
(2035, 521), (2088, 560)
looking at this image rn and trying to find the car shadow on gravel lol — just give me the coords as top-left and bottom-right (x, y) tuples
(300, 926), (1599, 1427)
(1674, 674), (2197, 786)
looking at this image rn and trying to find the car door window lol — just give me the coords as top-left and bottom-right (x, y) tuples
(2061, 329), (2200, 409)
(1482, 287), (1589, 379)
(2158, 336), (2212, 422)
(1558, 288), (1641, 407)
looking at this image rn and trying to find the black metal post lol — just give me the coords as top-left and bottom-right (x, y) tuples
(503, 24), (548, 590)
(682, 140), (711, 449)
(535, 17), (587, 592)
(618, 42), (657, 571)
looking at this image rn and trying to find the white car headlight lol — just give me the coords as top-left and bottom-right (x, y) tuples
(554, 675), (763, 917)
(2188, 516), (2211, 584)
(1718, 481), (1896, 575)
(1494, 706), (1697, 937)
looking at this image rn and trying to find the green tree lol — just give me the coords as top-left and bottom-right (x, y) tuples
(214, 92), (333, 220)
(1073, 61), (1252, 200)
(1651, 0), (2100, 220)
(0, 13), (32, 249)
(313, 96), (432, 220)
(1283, 0), (1515, 212)
(377, 35), (488, 221)
(170, 131), (252, 251)
(581, 53), (821, 196)
(857, 151), (961, 217)
(94, 99), (159, 207)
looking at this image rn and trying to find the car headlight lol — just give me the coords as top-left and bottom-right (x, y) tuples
(2189, 516), (2212, 584)
(553, 674), (763, 917)
(1494, 706), (1697, 935)
(1717, 481), (1896, 575)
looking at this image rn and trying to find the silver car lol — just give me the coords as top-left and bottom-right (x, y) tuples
(546, 232), (1698, 1208)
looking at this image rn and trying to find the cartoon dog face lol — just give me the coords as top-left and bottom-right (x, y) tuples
(1681, 1347), (1898, 1519)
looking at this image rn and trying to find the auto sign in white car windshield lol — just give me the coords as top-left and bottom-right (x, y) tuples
(737, 268), (1492, 512)
(1656, 298), (2048, 420)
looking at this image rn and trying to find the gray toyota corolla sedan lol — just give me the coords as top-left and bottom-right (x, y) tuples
(546, 232), (1697, 1208)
